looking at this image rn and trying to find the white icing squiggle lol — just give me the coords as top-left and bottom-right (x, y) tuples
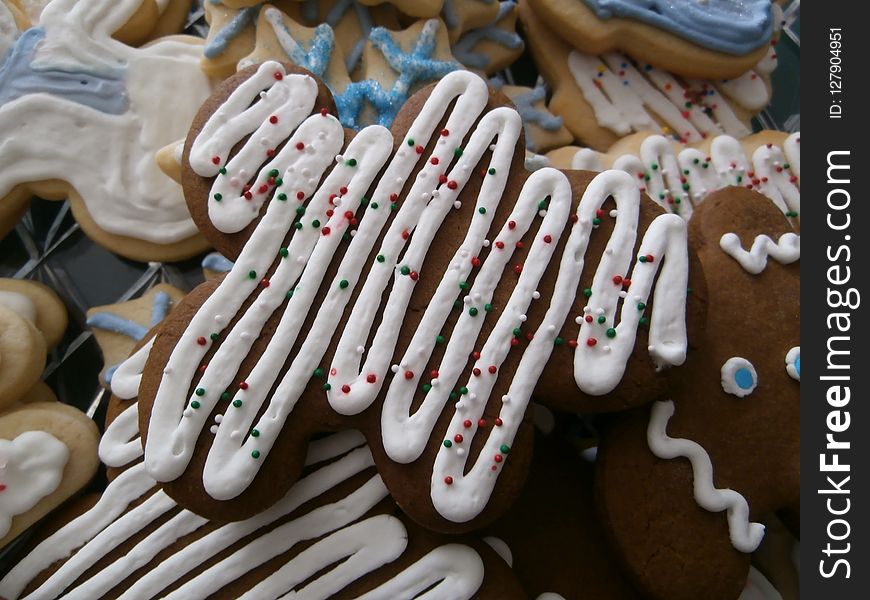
(647, 400), (765, 553)
(0, 431), (69, 538)
(719, 232), (800, 274)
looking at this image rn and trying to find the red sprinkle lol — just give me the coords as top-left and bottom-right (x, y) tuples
(439, 174), (448, 184)
(409, 271), (419, 281)
(340, 186), (348, 195)
(239, 381), (249, 390)
(344, 210), (354, 219)
(513, 264), (523, 275)
(567, 340), (578, 348)
(295, 142), (305, 151)
(444, 476), (454, 485)
(454, 434), (464, 443)
(273, 71), (283, 80)
(471, 256), (481, 267)
(587, 338), (597, 347)
(341, 384), (351, 393)
(415, 145), (424, 154)
(447, 180), (458, 190)
(645, 254), (655, 263)
(478, 419), (487, 428)
(612, 275), (623, 286)
(261, 279), (270, 288)
(197, 336), (207, 346)
(258, 184), (268, 194)
(440, 128), (450, 137)
(211, 156), (220, 165)
(495, 418), (503, 427)
(471, 351), (481, 360)
(543, 235), (552, 243)
(390, 193), (399, 202)
(269, 116), (278, 124)
(495, 241), (505, 249)
(320, 107), (328, 116)
(488, 365), (497, 374)
(321, 227), (331, 236)
(494, 454), (503, 463)
(404, 370), (414, 380)
(367, 374), (377, 383)
(585, 315), (594, 323)
(296, 191), (305, 200)
(463, 419), (473, 428)
(431, 370), (440, 379)
(401, 230), (410, 240)
(473, 368), (481, 377)
(622, 278), (632, 288)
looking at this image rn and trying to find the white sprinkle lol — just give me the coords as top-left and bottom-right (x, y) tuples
(432, 190), (440, 198)
(419, 172), (427, 180)
(230, 430), (241, 440)
(334, 198), (342, 206)
(609, 209), (618, 218)
(183, 409), (192, 418)
(459, 250), (469, 258)
(463, 296), (472, 305)
(502, 395), (510, 403)
(455, 401), (464, 410)
(420, 192), (429, 200)
(519, 314), (527, 322)
(473, 292), (481, 302)
(431, 379), (439, 386)
(469, 393), (477, 401)
(391, 364), (400, 373)
(297, 256), (305, 264)
(229, 177), (240, 187)
(215, 414), (223, 424)
(595, 307), (605, 315)
(456, 448), (466, 457)
(259, 137), (268, 146)
(489, 144), (497, 151)
(356, 345), (365, 354)
(240, 332), (252, 341)
(532, 291), (541, 299)
(547, 324), (556, 332)
(210, 425), (218, 435)
(335, 154), (344, 163)
(619, 291), (627, 298)
(238, 169), (248, 179)
(583, 306), (591, 314)
(318, 131), (326, 139)
(396, 177), (404, 184)
(482, 239), (490, 247)
(454, 201), (462, 209)
(163, 367), (172, 375)
(538, 210), (547, 218)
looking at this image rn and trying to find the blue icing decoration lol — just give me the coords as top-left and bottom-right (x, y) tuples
(582, 0), (773, 55)
(334, 20), (459, 129)
(264, 10), (335, 79)
(88, 290), (173, 385)
(452, 1), (523, 70)
(202, 252), (235, 273)
(794, 355), (800, 377)
(734, 367), (755, 390)
(0, 28), (128, 114)
(489, 77), (563, 151)
(203, 6), (260, 59)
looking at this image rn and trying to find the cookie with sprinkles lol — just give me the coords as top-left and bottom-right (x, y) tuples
(522, 0), (773, 80)
(0, 343), (525, 599)
(138, 61), (704, 532)
(596, 188), (799, 599)
(519, 0), (774, 151)
(546, 130), (801, 223)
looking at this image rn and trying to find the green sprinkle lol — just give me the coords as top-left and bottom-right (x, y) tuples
(687, 288), (693, 294)
(407, 138), (414, 146)
(513, 327), (522, 337)
(279, 247), (289, 257)
(488, 167), (496, 175)
(693, 158), (700, 164)
(251, 450), (260, 459)
(469, 307), (479, 316)
(638, 255), (648, 263)
(651, 163), (658, 171)
(312, 219), (321, 228)
(218, 167), (227, 175)
(323, 383), (332, 391)
(554, 337), (564, 346)
(736, 175), (743, 183)
(251, 429), (260, 437)
(190, 400), (200, 409)
(275, 178), (283, 187)
(453, 300), (462, 310)
(593, 217), (601, 226)
(583, 288), (592, 298)
(460, 386), (468, 395)
(213, 193), (222, 202)
(500, 444), (511, 454)
(537, 200), (548, 210)
(644, 174), (651, 181)
(360, 196), (369, 206)
(376, 254), (386, 263)
(436, 335), (445, 344)
(277, 193), (287, 201)
(195, 387), (205, 396)
(459, 280), (469, 290)
(370, 202), (379, 209)
(702, 163), (709, 169)
(314, 368), (324, 378)
(450, 391), (458, 400)
(221, 392), (230, 401)
(484, 303), (493, 312)
(342, 232), (350, 242)
(659, 193), (666, 200)
(346, 158), (358, 167)
(783, 163), (791, 169)
(478, 207), (487, 214)
(675, 198), (681, 204)
(443, 439), (453, 448)
(339, 279), (349, 289)
(287, 290), (294, 299)
(210, 333), (219, 341)
(400, 265), (411, 276)
(269, 169), (280, 177)
(637, 302), (646, 310)
(390, 203), (398, 212)
(296, 206), (305, 215)
(786, 211), (798, 218)
(233, 399), (243, 408)
(597, 315), (606, 324)
(454, 147), (463, 157)
(294, 222), (303, 230)
(606, 328), (617, 338)
(248, 270), (257, 279)
(639, 317), (648, 326)
(423, 383), (432, 393)
(682, 183), (690, 191)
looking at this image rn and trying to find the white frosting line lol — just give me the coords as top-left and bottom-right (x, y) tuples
(719, 232), (800, 274)
(647, 400), (765, 553)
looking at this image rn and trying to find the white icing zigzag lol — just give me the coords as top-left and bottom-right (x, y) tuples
(148, 62), (689, 524)
(719, 232), (800, 275)
(647, 400), (765, 553)
(0, 427), (487, 600)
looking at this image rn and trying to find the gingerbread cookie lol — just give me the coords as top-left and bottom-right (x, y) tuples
(596, 188), (799, 599)
(0, 346), (524, 599)
(136, 62), (703, 533)
(0, 0), (213, 262)
(0, 278), (67, 349)
(523, 0), (773, 79)
(519, 0), (773, 151)
(86, 283), (185, 388)
(0, 401), (99, 550)
(547, 130), (801, 222)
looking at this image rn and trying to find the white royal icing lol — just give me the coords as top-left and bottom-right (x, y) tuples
(647, 400), (765, 553)
(566, 51), (753, 143)
(719, 232), (800, 275)
(0, 431), (69, 538)
(147, 64), (689, 523)
(0, 432), (487, 600)
(720, 357), (758, 397)
(0, 0), (212, 244)
(785, 346), (800, 382)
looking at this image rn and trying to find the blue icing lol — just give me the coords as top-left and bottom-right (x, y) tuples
(794, 355), (800, 377)
(452, 1), (523, 70)
(268, 17), (335, 78)
(203, 5), (260, 59)
(0, 28), (128, 114)
(734, 367), (755, 390)
(583, 0), (773, 55)
(150, 291), (171, 327)
(490, 77), (563, 152)
(334, 21), (459, 129)
(202, 252), (235, 273)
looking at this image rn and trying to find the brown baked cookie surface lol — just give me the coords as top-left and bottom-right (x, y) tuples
(596, 188), (799, 599)
(138, 61), (702, 532)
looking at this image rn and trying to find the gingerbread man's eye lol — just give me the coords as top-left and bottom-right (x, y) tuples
(721, 357), (758, 397)
(785, 347), (800, 382)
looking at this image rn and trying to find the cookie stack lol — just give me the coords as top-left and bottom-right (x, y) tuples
(0, 1), (799, 599)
